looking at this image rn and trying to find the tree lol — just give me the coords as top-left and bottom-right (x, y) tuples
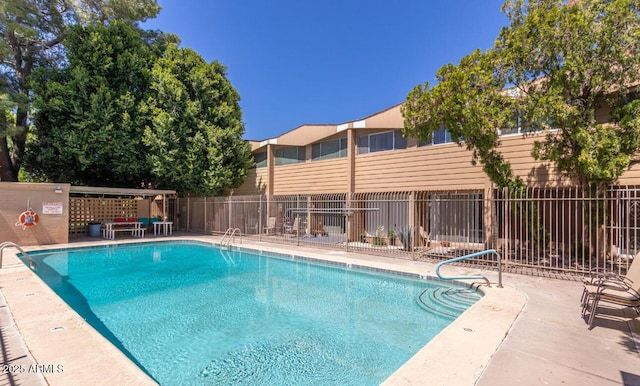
(403, 0), (640, 189)
(26, 22), (251, 195)
(403, 49), (519, 188)
(26, 21), (250, 195)
(142, 44), (253, 196)
(26, 21), (161, 186)
(0, 0), (160, 181)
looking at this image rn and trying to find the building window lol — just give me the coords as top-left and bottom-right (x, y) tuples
(499, 112), (545, 136)
(433, 126), (451, 144)
(312, 137), (347, 161)
(254, 151), (267, 168)
(358, 130), (407, 154)
(275, 146), (305, 166)
(417, 126), (453, 146)
(499, 112), (521, 136)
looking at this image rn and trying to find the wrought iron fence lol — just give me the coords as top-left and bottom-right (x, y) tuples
(176, 186), (640, 277)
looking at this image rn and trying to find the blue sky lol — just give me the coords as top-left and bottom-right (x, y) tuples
(143, 1), (509, 140)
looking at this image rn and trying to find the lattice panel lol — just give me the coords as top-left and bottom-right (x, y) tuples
(69, 198), (140, 235)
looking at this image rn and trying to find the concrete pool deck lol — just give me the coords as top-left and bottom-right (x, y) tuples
(0, 235), (638, 385)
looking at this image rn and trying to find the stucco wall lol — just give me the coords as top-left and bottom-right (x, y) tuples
(0, 182), (70, 246)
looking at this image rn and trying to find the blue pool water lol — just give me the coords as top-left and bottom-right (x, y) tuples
(25, 241), (481, 385)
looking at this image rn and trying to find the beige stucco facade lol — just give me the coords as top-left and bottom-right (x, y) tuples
(0, 182), (70, 246)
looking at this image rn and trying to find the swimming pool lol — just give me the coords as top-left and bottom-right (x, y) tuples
(24, 241), (482, 385)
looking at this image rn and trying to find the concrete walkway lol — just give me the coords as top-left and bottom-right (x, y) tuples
(0, 236), (638, 385)
(477, 272), (640, 386)
(0, 291), (46, 386)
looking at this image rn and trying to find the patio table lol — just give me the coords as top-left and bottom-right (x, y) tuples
(103, 222), (145, 240)
(153, 221), (173, 236)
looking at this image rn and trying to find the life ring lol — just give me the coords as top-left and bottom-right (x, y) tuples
(16, 210), (38, 229)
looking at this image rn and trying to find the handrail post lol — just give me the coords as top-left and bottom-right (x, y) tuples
(498, 251), (503, 288)
(221, 228), (242, 247)
(435, 249), (502, 287)
(0, 242), (36, 271)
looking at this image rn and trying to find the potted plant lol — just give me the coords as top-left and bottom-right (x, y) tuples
(398, 226), (413, 251)
(387, 229), (396, 246)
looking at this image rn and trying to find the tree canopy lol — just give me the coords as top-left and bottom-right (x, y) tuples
(403, 0), (640, 189)
(26, 21), (157, 187)
(26, 21), (252, 195)
(0, 0), (161, 181)
(142, 44), (252, 196)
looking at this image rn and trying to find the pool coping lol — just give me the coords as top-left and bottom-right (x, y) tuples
(0, 236), (526, 385)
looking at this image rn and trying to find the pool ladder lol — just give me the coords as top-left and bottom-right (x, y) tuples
(221, 228), (242, 248)
(0, 242), (36, 271)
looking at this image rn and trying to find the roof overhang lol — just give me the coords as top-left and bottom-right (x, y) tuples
(69, 186), (177, 197)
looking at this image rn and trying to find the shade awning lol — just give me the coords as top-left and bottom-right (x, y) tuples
(69, 186), (177, 197)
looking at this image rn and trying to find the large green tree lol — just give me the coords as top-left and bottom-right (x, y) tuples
(142, 44), (252, 196)
(403, 0), (640, 189)
(0, 0), (160, 181)
(28, 22), (251, 195)
(26, 21), (160, 186)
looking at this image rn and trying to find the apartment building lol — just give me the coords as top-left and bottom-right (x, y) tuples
(236, 101), (640, 196)
(225, 101), (640, 259)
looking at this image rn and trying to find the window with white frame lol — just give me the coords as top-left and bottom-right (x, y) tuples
(499, 111), (546, 136)
(358, 130), (407, 154)
(311, 137), (347, 161)
(433, 126), (452, 144)
(499, 112), (520, 136)
(275, 146), (306, 165)
(417, 126), (453, 146)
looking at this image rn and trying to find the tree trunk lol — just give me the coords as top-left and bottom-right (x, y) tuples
(0, 112), (17, 181)
(11, 106), (28, 177)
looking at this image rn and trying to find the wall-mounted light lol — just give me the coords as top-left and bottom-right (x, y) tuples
(54, 185), (62, 194)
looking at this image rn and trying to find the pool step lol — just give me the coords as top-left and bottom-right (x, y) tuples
(417, 287), (481, 319)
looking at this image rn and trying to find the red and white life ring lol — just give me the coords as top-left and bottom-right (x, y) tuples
(16, 210), (38, 229)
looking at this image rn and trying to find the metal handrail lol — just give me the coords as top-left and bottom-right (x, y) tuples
(435, 249), (502, 288)
(220, 227), (233, 243)
(0, 242), (36, 271)
(220, 228), (242, 247)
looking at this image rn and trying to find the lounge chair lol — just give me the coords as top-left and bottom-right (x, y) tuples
(582, 254), (640, 327)
(263, 217), (276, 235)
(284, 217), (300, 236)
(246, 219), (259, 234)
